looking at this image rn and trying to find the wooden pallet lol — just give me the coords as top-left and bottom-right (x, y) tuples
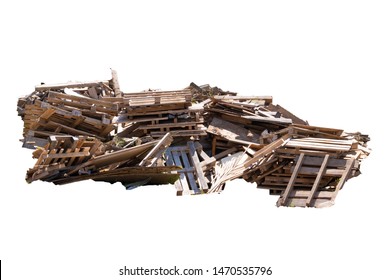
(28, 101), (115, 140)
(46, 91), (120, 115)
(275, 153), (355, 208)
(27, 136), (102, 182)
(124, 90), (192, 106)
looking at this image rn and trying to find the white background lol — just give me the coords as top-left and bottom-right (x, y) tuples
(0, 1), (389, 279)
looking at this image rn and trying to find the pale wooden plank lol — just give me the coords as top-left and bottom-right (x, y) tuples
(35, 81), (109, 91)
(180, 151), (200, 194)
(138, 133), (173, 166)
(285, 140), (351, 151)
(172, 150), (191, 195)
(244, 134), (290, 168)
(164, 149), (183, 195)
(111, 69), (121, 96)
(188, 141), (208, 192)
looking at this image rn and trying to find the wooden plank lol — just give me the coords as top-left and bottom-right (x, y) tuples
(281, 197), (332, 208)
(35, 81), (109, 91)
(150, 130), (207, 138)
(212, 95), (273, 104)
(87, 87), (99, 99)
(207, 117), (260, 144)
(172, 150), (191, 195)
(47, 92), (118, 109)
(299, 155), (347, 168)
(44, 150), (90, 159)
(67, 141), (157, 175)
(111, 69), (121, 96)
(329, 159), (355, 204)
(285, 140), (351, 151)
(114, 116), (168, 124)
(294, 138), (353, 145)
(288, 190), (333, 199)
(292, 124), (344, 135)
(278, 153), (305, 206)
(180, 151), (200, 194)
(243, 115), (292, 125)
(137, 121), (202, 130)
(244, 134), (290, 168)
(200, 146), (238, 170)
(138, 133), (173, 166)
(212, 136), (217, 156)
(306, 154), (330, 206)
(120, 107), (203, 117)
(288, 166), (344, 177)
(188, 141), (208, 192)
(163, 149), (183, 195)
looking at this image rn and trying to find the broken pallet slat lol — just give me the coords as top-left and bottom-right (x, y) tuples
(278, 153), (305, 207)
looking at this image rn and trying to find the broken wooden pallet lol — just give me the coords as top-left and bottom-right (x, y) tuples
(165, 141), (210, 195)
(276, 153), (355, 208)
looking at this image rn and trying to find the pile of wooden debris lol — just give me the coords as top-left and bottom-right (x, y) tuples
(17, 70), (371, 207)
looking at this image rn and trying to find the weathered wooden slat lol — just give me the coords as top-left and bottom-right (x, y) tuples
(110, 69), (121, 96)
(139, 133), (173, 167)
(172, 150), (191, 195)
(277, 153), (305, 206)
(306, 154), (330, 206)
(285, 140), (351, 151)
(188, 141), (208, 192)
(329, 159), (355, 204)
(180, 151), (200, 194)
(35, 81), (109, 91)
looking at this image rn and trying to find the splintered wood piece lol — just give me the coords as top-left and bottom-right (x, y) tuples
(139, 133), (173, 167)
(244, 134), (290, 168)
(67, 141), (157, 175)
(306, 154), (330, 207)
(278, 152), (305, 206)
(207, 117), (260, 144)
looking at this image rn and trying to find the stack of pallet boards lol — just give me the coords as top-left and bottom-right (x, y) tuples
(16, 70), (371, 208)
(241, 126), (370, 207)
(17, 69), (123, 149)
(115, 88), (207, 139)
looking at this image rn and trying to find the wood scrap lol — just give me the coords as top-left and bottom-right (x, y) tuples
(16, 70), (371, 208)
